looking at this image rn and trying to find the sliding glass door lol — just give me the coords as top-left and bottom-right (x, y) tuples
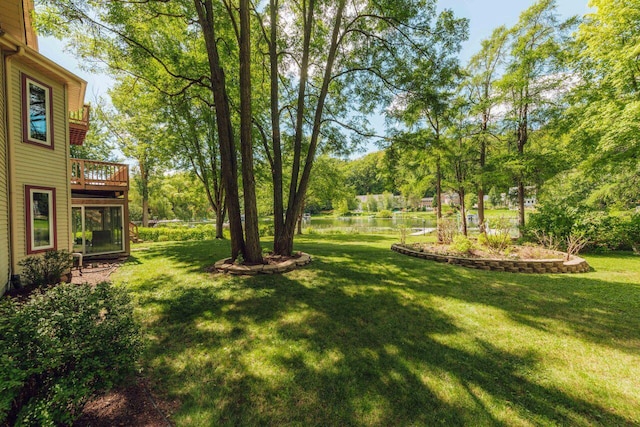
(72, 205), (124, 255)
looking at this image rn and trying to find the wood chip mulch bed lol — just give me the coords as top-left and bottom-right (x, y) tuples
(74, 378), (178, 427)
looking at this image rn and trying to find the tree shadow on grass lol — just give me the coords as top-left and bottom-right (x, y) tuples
(125, 237), (639, 424)
(141, 277), (490, 425)
(134, 239), (231, 274)
(133, 265), (634, 425)
(298, 238), (640, 356)
(133, 237), (640, 355)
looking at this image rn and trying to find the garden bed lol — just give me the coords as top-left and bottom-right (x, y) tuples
(391, 243), (590, 273)
(214, 252), (312, 275)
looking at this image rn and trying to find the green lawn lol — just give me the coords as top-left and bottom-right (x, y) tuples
(112, 235), (640, 426)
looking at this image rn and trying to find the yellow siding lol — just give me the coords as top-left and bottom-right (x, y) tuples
(0, 1), (27, 45)
(9, 59), (71, 273)
(0, 54), (9, 293)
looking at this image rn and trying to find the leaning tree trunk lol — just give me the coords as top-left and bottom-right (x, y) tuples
(274, 0), (317, 256)
(273, 0), (346, 256)
(194, 0), (245, 260)
(200, 180), (225, 239)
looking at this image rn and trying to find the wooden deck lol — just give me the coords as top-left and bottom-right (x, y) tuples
(69, 105), (90, 146)
(71, 159), (129, 192)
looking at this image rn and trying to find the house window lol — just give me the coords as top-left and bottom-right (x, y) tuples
(26, 186), (57, 254)
(22, 75), (54, 148)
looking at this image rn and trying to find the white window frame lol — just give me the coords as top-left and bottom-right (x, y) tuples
(27, 186), (56, 254)
(22, 75), (53, 148)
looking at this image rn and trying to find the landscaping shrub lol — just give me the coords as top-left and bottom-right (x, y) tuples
(623, 214), (640, 253)
(17, 250), (72, 288)
(138, 224), (218, 242)
(526, 204), (639, 252)
(259, 223), (274, 237)
(451, 234), (474, 255)
(0, 282), (141, 426)
(399, 223), (408, 244)
(479, 217), (513, 253)
(376, 210), (393, 218)
(438, 218), (458, 244)
(525, 204), (578, 240)
(574, 211), (627, 251)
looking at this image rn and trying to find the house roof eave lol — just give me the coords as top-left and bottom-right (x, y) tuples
(0, 31), (87, 111)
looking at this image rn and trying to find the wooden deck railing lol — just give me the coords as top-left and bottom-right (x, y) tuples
(69, 105), (90, 146)
(69, 105), (90, 126)
(71, 159), (129, 190)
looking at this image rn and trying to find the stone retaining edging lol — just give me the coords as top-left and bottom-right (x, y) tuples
(391, 244), (590, 274)
(214, 252), (312, 275)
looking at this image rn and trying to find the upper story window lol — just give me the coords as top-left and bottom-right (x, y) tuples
(22, 74), (54, 148)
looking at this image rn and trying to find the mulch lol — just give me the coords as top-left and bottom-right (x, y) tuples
(74, 379), (178, 427)
(71, 257), (128, 285)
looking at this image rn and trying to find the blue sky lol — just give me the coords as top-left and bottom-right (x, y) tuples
(40, 0), (592, 101)
(445, 0), (591, 61)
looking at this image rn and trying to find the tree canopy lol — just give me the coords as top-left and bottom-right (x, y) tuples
(36, 0), (640, 248)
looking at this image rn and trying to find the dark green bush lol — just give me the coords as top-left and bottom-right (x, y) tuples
(259, 223), (274, 237)
(0, 282), (141, 426)
(525, 204), (579, 241)
(574, 212), (626, 251)
(623, 214), (640, 253)
(526, 204), (639, 252)
(17, 250), (72, 288)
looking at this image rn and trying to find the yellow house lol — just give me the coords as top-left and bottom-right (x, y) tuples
(1, 0), (129, 294)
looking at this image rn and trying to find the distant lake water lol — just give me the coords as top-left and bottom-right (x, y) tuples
(302, 215), (437, 234)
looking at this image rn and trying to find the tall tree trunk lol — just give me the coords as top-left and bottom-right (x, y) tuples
(458, 188), (467, 236)
(436, 158), (443, 243)
(239, 0), (262, 263)
(477, 116), (487, 234)
(140, 163), (150, 227)
(216, 206), (225, 239)
(269, 0), (285, 253)
(142, 198), (149, 227)
(194, 0), (245, 260)
(517, 104), (528, 237)
(455, 153), (467, 236)
(477, 188), (485, 232)
(517, 180), (525, 233)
